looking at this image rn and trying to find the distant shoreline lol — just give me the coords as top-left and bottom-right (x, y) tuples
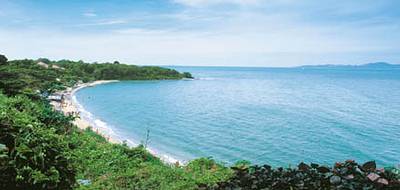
(50, 80), (182, 165)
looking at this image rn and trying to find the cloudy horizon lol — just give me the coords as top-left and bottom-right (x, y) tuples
(1, 0), (399, 67)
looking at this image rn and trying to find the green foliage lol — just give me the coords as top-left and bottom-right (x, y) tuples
(37, 58), (51, 64)
(0, 59), (63, 96)
(71, 129), (231, 190)
(183, 72), (193, 78)
(54, 60), (189, 81)
(0, 58), (191, 96)
(0, 94), (76, 189)
(0, 54), (7, 65)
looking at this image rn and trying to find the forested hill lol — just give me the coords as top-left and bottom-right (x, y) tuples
(0, 55), (192, 96)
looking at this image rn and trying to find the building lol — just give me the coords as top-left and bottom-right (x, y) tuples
(48, 93), (64, 102)
(37, 61), (49, 68)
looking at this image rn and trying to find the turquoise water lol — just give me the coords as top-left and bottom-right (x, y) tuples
(75, 66), (400, 166)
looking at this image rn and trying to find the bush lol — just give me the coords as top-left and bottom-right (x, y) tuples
(71, 128), (231, 190)
(0, 54), (7, 65)
(0, 94), (76, 189)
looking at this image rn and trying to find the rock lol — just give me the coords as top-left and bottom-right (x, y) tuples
(355, 167), (363, 174)
(367, 173), (380, 181)
(344, 174), (354, 180)
(330, 176), (341, 184)
(310, 163), (319, 168)
(362, 161), (376, 172)
(298, 162), (310, 171)
(341, 167), (348, 174)
(377, 178), (389, 185)
(317, 166), (330, 173)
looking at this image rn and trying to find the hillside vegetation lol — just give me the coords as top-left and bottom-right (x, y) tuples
(1, 54), (399, 189)
(0, 56), (192, 97)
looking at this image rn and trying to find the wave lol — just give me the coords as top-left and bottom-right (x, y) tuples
(72, 95), (119, 139)
(198, 77), (217, 80)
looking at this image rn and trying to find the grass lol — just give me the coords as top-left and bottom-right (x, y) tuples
(72, 128), (233, 190)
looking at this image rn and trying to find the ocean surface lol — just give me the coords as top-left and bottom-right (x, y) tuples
(75, 66), (400, 166)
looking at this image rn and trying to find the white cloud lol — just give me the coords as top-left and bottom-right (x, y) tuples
(173, 0), (261, 7)
(77, 19), (127, 26)
(114, 28), (172, 35)
(1, 0), (399, 66)
(83, 12), (97, 17)
(1, 12), (398, 67)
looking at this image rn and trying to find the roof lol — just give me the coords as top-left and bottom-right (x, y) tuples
(37, 61), (49, 68)
(48, 94), (63, 101)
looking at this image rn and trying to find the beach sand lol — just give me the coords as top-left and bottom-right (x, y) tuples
(50, 80), (182, 165)
(50, 80), (120, 144)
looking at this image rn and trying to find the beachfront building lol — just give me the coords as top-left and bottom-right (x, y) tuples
(37, 61), (49, 68)
(51, 64), (65, 70)
(48, 93), (64, 102)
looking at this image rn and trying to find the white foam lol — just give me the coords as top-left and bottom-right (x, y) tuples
(71, 85), (187, 165)
(146, 147), (185, 164)
(198, 77), (216, 80)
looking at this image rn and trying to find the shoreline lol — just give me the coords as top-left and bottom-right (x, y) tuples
(50, 80), (120, 144)
(50, 80), (182, 165)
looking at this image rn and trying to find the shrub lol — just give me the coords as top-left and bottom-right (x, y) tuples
(0, 54), (7, 65)
(0, 94), (76, 189)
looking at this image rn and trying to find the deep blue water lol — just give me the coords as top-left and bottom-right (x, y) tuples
(75, 66), (400, 166)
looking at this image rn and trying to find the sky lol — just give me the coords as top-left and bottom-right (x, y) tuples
(0, 0), (399, 67)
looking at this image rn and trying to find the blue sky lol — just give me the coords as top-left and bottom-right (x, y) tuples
(0, 0), (399, 67)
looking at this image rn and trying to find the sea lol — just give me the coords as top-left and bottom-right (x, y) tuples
(74, 65), (400, 166)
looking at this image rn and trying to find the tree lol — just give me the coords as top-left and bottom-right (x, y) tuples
(183, 72), (193, 78)
(37, 58), (51, 64)
(0, 54), (7, 65)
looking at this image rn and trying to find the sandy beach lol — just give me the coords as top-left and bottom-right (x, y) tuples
(50, 80), (120, 144)
(50, 80), (181, 164)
